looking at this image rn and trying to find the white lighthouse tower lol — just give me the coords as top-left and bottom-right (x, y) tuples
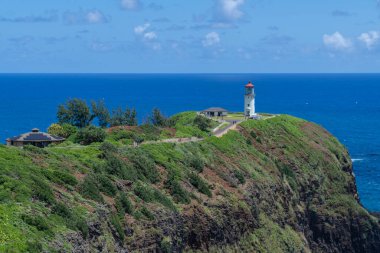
(244, 81), (256, 117)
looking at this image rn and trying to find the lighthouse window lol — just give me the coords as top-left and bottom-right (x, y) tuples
(248, 104), (250, 107)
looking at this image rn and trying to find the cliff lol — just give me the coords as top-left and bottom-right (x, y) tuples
(0, 114), (379, 252)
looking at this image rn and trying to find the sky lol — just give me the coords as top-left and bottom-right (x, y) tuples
(1, 0), (380, 73)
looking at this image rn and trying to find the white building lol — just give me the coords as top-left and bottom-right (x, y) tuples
(244, 81), (256, 117)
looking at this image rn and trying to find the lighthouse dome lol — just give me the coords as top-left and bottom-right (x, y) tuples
(245, 81), (254, 88)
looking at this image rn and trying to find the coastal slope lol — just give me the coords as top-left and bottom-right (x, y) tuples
(0, 114), (379, 252)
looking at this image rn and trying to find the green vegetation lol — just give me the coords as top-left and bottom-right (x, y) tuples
(224, 112), (246, 121)
(76, 126), (106, 145)
(171, 112), (218, 138)
(58, 98), (92, 128)
(116, 193), (134, 216)
(110, 106), (138, 127)
(47, 122), (78, 139)
(0, 114), (377, 252)
(193, 115), (213, 131)
(189, 172), (212, 197)
(91, 100), (111, 128)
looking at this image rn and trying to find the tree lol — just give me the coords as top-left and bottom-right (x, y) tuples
(48, 123), (77, 138)
(193, 115), (212, 132)
(75, 126), (106, 145)
(125, 108), (138, 126)
(61, 123), (78, 138)
(48, 124), (65, 137)
(151, 108), (167, 127)
(91, 100), (110, 128)
(110, 107), (138, 127)
(57, 99), (91, 128)
(110, 107), (125, 127)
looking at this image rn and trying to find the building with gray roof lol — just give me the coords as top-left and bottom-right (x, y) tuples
(6, 128), (65, 148)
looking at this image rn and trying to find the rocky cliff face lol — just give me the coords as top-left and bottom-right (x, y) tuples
(0, 115), (379, 252)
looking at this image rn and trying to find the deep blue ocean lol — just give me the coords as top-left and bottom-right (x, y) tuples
(0, 74), (379, 211)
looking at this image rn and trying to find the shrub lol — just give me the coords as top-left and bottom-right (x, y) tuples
(250, 131), (257, 139)
(79, 175), (103, 202)
(134, 182), (154, 202)
(48, 124), (65, 137)
(129, 149), (159, 183)
(165, 172), (190, 204)
(26, 241), (43, 253)
(116, 193), (134, 216)
(52, 202), (72, 218)
(61, 123), (78, 138)
(189, 173), (212, 197)
(110, 214), (124, 240)
(133, 183), (176, 210)
(140, 206), (155, 220)
(140, 124), (161, 141)
(53, 171), (78, 186)
(31, 176), (55, 204)
(51, 201), (89, 238)
(100, 142), (118, 154)
(24, 144), (48, 154)
(250, 131), (262, 143)
(76, 126), (106, 145)
(234, 170), (246, 185)
(22, 214), (50, 231)
(103, 153), (136, 180)
(193, 115), (212, 131)
(188, 156), (205, 173)
(96, 174), (117, 197)
(160, 237), (172, 253)
(75, 218), (89, 239)
(48, 123), (77, 138)
(152, 188), (176, 211)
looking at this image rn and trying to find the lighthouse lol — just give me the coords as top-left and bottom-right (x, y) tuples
(244, 81), (256, 117)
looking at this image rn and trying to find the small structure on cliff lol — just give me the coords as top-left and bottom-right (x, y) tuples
(6, 128), (65, 148)
(201, 107), (229, 117)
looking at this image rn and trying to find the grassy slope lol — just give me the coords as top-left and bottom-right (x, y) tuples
(0, 114), (378, 252)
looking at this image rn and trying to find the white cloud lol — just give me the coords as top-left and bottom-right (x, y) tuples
(86, 10), (106, 24)
(133, 23), (160, 50)
(134, 24), (157, 40)
(202, 32), (220, 47)
(217, 0), (245, 21)
(323, 32), (352, 50)
(134, 23), (150, 35)
(144, 31), (157, 40)
(63, 10), (108, 25)
(358, 31), (380, 49)
(121, 0), (140, 10)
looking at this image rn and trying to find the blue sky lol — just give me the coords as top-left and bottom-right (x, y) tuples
(1, 0), (380, 73)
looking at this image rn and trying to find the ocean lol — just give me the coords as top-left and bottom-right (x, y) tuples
(0, 73), (379, 211)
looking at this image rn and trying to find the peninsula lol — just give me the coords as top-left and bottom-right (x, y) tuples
(0, 110), (379, 252)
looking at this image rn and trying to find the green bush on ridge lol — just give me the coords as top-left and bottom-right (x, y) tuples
(189, 172), (212, 197)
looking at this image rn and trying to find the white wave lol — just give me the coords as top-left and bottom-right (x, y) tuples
(352, 158), (364, 163)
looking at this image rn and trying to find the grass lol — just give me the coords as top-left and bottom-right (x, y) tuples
(224, 112), (246, 121)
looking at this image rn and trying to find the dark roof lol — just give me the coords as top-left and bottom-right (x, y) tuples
(8, 129), (65, 142)
(202, 107), (228, 113)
